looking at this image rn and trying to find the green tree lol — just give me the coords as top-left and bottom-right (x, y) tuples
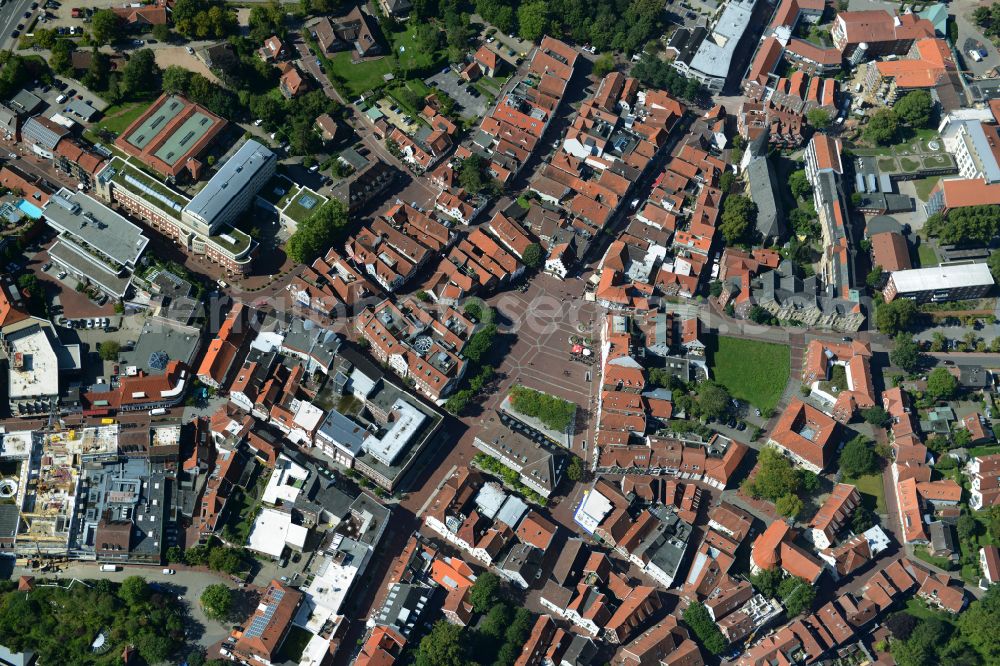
(779, 576), (816, 616)
(750, 567), (784, 598)
(806, 108), (830, 130)
(457, 154), (495, 196)
(840, 435), (877, 477)
(152, 23), (172, 42)
(742, 446), (801, 502)
(508, 385), (575, 431)
(682, 602), (727, 655)
(720, 195), (757, 245)
(248, 0), (285, 41)
(99, 340), (121, 361)
(958, 577), (1000, 663)
(567, 456), (584, 481)
(867, 264), (884, 289)
(468, 571), (500, 613)
(891, 332), (922, 373)
(788, 169), (811, 200)
(208, 546), (243, 574)
(285, 200), (349, 264)
(862, 406), (892, 428)
(481, 603), (512, 638)
(775, 493), (804, 518)
(50, 39), (75, 76)
(864, 108), (900, 146)
(719, 170), (735, 193)
(957, 514), (978, 542)
(593, 53), (615, 77)
(416, 621), (466, 666)
(505, 607), (533, 645)
(200, 584), (232, 621)
(852, 505), (874, 532)
(517, 1), (551, 41)
(91, 9), (122, 46)
(697, 381), (731, 420)
(121, 48), (161, 98)
(894, 90), (934, 128)
(444, 389), (472, 415)
(119, 576), (150, 606)
(83, 50), (111, 92)
(522, 243), (544, 269)
(989, 250), (1000, 283)
(162, 65), (193, 94)
(925, 206), (1000, 245)
(926, 367), (958, 401)
(464, 324), (497, 364)
(875, 298), (918, 335)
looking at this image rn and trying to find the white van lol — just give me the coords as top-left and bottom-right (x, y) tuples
(149, 407), (166, 416)
(100, 564), (120, 572)
(56, 93), (67, 103)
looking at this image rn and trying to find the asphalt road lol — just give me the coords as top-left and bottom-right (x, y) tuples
(0, 0), (35, 51)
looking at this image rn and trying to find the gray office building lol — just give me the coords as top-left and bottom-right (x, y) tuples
(182, 139), (277, 235)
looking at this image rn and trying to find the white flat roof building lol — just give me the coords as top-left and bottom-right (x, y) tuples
(6, 324), (58, 405)
(889, 263), (994, 294)
(0, 430), (34, 459)
(362, 398), (427, 468)
(246, 507), (308, 558)
(573, 487), (614, 534)
(262, 454), (310, 506)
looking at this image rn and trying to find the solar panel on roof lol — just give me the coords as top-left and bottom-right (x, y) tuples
(299, 194), (317, 210)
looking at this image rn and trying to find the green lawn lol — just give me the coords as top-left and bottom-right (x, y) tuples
(328, 52), (394, 97)
(900, 157), (921, 172)
(95, 101), (150, 136)
(906, 597), (958, 626)
(843, 471), (887, 514)
(283, 188), (326, 224)
(277, 626), (314, 662)
(917, 243), (939, 268)
(706, 335), (790, 412)
(970, 444), (1000, 457)
(913, 546), (956, 570)
(877, 157), (897, 171)
(390, 24), (445, 72)
(914, 176), (941, 201)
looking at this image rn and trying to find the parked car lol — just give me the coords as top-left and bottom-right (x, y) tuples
(185, 46), (194, 54)
(162, 569), (175, 575)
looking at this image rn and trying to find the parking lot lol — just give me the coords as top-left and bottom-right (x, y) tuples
(375, 98), (421, 134)
(424, 69), (490, 119)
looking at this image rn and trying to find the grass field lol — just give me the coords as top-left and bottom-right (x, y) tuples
(843, 471), (887, 514)
(914, 176), (941, 201)
(970, 444), (1000, 457)
(913, 546), (955, 570)
(706, 335), (790, 412)
(328, 52), (394, 97)
(95, 101), (149, 136)
(390, 24), (444, 72)
(917, 243), (939, 268)
(906, 597), (958, 626)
